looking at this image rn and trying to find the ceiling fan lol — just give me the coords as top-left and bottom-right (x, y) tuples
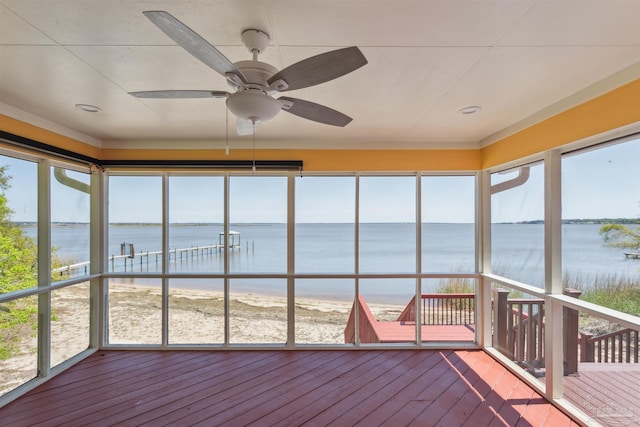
(129, 11), (368, 135)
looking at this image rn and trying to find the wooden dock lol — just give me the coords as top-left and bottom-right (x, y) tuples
(53, 231), (244, 275)
(52, 243), (244, 276)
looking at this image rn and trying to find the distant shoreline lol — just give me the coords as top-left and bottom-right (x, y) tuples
(14, 219), (640, 227)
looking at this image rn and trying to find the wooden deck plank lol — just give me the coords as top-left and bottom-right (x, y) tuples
(378, 354), (459, 426)
(564, 369), (640, 409)
(361, 351), (481, 425)
(222, 350), (414, 426)
(309, 351), (456, 426)
(65, 351), (285, 426)
(354, 351), (451, 426)
(541, 405), (576, 427)
(147, 350), (359, 426)
(470, 366), (521, 426)
(187, 350), (395, 426)
(428, 351), (496, 427)
(494, 378), (536, 426)
(328, 351), (454, 426)
(374, 323), (476, 343)
(461, 354), (523, 427)
(126, 350), (344, 426)
(2, 351), (213, 424)
(0, 350), (578, 427)
(517, 396), (552, 426)
(271, 350), (427, 426)
(562, 363), (640, 425)
(414, 350), (510, 426)
(15, 351), (267, 426)
(408, 361), (480, 424)
(583, 371), (639, 409)
(22, 351), (282, 426)
(263, 351), (416, 427)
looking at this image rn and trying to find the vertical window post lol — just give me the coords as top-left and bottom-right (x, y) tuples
(415, 173), (422, 344)
(90, 168), (105, 349)
(287, 172), (296, 347)
(544, 149), (563, 398)
(477, 170), (492, 348)
(37, 159), (51, 378)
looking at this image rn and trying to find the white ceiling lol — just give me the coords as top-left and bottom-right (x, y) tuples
(1, 0), (639, 150)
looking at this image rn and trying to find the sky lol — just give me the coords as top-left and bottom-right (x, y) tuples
(2, 136), (639, 223)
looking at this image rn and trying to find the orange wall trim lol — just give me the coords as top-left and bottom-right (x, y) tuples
(0, 114), (101, 159)
(100, 148), (482, 172)
(481, 79), (640, 168)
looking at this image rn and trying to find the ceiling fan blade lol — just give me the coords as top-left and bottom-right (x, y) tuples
(279, 97), (352, 127)
(236, 118), (260, 136)
(143, 11), (247, 83)
(129, 90), (229, 99)
(268, 47), (367, 92)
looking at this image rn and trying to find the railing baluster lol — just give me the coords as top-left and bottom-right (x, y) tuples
(415, 294), (475, 326)
(539, 304), (545, 361)
(507, 301), (513, 358)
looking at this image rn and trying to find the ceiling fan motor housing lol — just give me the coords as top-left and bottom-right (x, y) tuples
(226, 90), (282, 122)
(234, 60), (278, 89)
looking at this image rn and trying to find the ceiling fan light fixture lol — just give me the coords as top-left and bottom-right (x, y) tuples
(226, 90), (282, 122)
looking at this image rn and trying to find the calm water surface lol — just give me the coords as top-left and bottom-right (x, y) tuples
(23, 223), (640, 302)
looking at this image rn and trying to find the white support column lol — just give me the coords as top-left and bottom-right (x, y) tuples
(544, 149), (563, 398)
(477, 170), (492, 348)
(37, 159), (51, 378)
(161, 173), (169, 347)
(415, 173), (422, 344)
(354, 173), (360, 346)
(287, 172), (296, 348)
(223, 174), (230, 347)
(89, 167), (105, 349)
(545, 150), (563, 294)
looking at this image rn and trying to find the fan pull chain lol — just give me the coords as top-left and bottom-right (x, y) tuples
(225, 107), (229, 155)
(252, 119), (256, 174)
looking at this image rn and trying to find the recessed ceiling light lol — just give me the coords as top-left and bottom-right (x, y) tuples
(458, 106), (481, 115)
(75, 103), (102, 113)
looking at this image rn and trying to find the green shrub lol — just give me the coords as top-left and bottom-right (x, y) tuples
(563, 272), (640, 316)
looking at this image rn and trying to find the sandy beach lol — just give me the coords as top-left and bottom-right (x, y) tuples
(1, 282), (405, 396)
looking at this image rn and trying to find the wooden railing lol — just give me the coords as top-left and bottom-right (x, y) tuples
(344, 295), (382, 344)
(493, 289), (545, 367)
(509, 299), (545, 366)
(493, 288), (640, 375)
(579, 328), (639, 363)
(397, 293), (475, 325)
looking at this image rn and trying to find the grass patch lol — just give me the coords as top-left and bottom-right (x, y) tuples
(436, 277), (475, 294)
(563, 272), (640, 316)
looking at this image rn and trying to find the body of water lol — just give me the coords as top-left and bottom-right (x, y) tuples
(22, 223), (640, 302)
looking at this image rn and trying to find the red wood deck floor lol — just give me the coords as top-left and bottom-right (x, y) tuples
(0, 350), (578, 426)
(376, 323), (476, 343)
(563, 362), (640, 425)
